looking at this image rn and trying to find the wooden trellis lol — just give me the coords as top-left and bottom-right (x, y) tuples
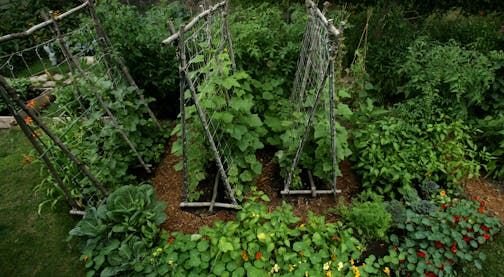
(281, 0), (345, 197)
(163, 0), (239, 211)
(0, 0), (160, 210)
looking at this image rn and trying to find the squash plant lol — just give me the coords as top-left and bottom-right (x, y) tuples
(171, 53), (266, 201)
(68, 184), (167, 277)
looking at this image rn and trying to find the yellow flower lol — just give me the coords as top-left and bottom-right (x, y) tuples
(300, 223), (306, 228)
(271, 264), (280, 273)
(168, 260), (174, 266)
(289, 264), (295, 272)
(352, 265), (360, 277)
(440, 190), (446, 197)
(337, 262), (344, 271)
(350, 258), (355, 265)
(257, 232), (266, 240)
(384, 267), (391, 275)
(356, 245), (361, 250)
(323, 261), (331, 271)
(326, 270), (332, 277)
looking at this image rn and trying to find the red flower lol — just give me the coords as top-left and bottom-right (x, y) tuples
(445, 258), (455, 264)
(473, 196), (479, 201)
(451, 243), (457, 253)
(478, 206), (485, 214)
(417, 251), (427, 258)
(453, 215), (460, 222)
(435, 241), (443, 248)
(441, 204), (447, 211)
(467, 228), (474, 233)
(426, 260), (431, 265)
(463, 236), (471, 242)
(332, 235), (340, 241)
(255, 252), (262, 260)
(167, 237), (176, 245)
(399, 259), (406, 263)
(439, 263), (445, 270)
(480, 200), (486, 206)
(481, 225), (490, 232)
(424, 273), (437, 277)
(393, 247), (398, 252)
(483, 234), (490, 240)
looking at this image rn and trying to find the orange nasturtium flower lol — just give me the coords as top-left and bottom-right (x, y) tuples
(26, 100), (36, 108)
(255, 252), (262, 260)
(24, 116), (33, 124)
(383, 267), (391, 275)
(440, 190), (447, 197)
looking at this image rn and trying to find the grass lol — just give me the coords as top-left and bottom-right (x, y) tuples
(0, 128), (85, 277)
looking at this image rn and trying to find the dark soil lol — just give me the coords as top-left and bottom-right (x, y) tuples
(153, 136), (360, 234)
(153, 137), (504, 235)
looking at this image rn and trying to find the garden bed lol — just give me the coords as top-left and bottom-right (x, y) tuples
(153, 136), (360, 234)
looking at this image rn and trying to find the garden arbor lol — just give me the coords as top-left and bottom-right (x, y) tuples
(0, 0), (160, 211)
(163, 0), (345, 210)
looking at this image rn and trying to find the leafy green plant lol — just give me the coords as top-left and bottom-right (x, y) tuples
(36, 70), (167, 209)
(143, 190), (382, 276)
(96, 0), (186, 117)
(386, 191), (501, 276)
(334, 192), (393, 241)
(68, 184), (167, 277)
(352, 107), (485, 197)
(171, 53), (266, 201)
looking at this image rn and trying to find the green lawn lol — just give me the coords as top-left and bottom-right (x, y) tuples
(0, 128), (85, 277)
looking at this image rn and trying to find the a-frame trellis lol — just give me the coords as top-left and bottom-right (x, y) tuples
(163, 1), (239, 211)
(0, 0), (160, 211)
(281, 0), (345, 197)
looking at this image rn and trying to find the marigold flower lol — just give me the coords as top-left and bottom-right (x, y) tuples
(483, 234), (490, 240)
(440, 190), (446, 197)
(384, 267), (391, 275)
(241, 250), (249, 262)
(326, 270), (332, 277)
(24, 116), (33, 124)
(417, 251), (426, 258)
(255, 251), (262, 260)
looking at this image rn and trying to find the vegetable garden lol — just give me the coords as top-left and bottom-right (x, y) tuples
(1, 0), (503, 276)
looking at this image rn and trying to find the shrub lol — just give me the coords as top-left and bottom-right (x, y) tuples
(68, 184), (167, 277)
(96, 0), (187, 118)
(352, 109), (484, 197)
